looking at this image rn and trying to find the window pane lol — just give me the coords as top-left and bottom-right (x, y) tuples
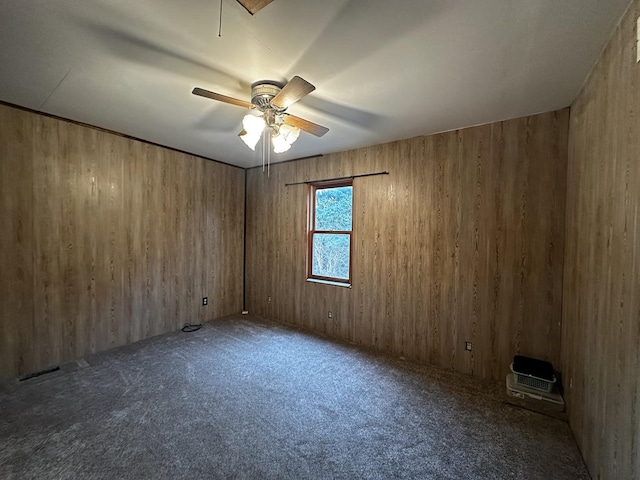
(312, 233), (350, 280)
(315, 186), (352, 231)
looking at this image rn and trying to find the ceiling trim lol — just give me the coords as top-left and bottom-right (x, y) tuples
(245, 154), (325, 171)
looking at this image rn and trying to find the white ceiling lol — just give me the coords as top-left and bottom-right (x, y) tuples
(0, 0), (632, 168)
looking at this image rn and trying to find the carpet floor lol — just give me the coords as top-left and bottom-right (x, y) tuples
(0, 315), (589, 479)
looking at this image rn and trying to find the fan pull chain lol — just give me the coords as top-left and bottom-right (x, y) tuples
(262, 130), (266, 173)
(218, 0), (223, 37)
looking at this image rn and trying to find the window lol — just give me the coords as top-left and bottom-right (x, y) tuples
(307, 180), (353, 286)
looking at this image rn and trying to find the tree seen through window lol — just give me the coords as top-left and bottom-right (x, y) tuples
(308, 182), (353, 284)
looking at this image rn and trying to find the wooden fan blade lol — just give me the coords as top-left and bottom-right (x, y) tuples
(271, 76), (315, 110)
(284, 114), (329, 137)
(192, 87), (252, 109)
(236, 0), (273, 15)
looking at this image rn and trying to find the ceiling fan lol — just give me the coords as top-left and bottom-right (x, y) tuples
(192, 76), (329, 155)
(235, 0), (273, 15)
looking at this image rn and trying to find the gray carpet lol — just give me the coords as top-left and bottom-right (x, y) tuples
(0, 315), (589, 479)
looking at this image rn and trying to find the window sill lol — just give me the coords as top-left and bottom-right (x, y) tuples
(306, 278), (352, 288)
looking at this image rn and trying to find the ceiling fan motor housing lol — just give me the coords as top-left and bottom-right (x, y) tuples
(251, 81), (283, 110)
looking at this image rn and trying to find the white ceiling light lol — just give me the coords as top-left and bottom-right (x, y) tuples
(278, 123), (300, 144)
(242, 113), (266, 135)
(237, 109), (303, 173)
(238, 113), (266, 150)
(271, 132), (291, 153)
(238, 129), (260, 150)
(271, 123), (300, 153)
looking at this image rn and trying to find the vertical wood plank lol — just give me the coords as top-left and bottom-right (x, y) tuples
(0, 107), (34, 376)
(32, 118), (64, 370)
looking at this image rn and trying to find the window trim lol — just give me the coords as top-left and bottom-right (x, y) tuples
(306, 179), (353, 286)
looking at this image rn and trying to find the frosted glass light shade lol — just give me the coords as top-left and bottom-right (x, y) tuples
(239, 129), (261, 150)
(279, 123), (300, 144)
(272, 133), (291, 153)
(242, 114), (266, 135)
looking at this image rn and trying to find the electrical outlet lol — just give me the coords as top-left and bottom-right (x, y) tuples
(465, 341), (472, 351)
(328, 311), (332, 319)
(268, 296), (271, 304)
(202, 297), (208, 306)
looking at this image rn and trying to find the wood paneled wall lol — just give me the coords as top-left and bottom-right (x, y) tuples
(563, 1), (640, 478)
(246, 109), (568, 381)
(0, 104), (244, 380)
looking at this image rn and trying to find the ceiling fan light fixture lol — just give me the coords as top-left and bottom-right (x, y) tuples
(242, 113), (266, 135)
(239, 129), (261, 151)
(193, 76), (328, 166)
(278, 123), (300, 144)
(272, 132), (292, 153)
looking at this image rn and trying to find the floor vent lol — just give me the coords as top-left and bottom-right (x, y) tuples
(19, 366), (60, 382)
